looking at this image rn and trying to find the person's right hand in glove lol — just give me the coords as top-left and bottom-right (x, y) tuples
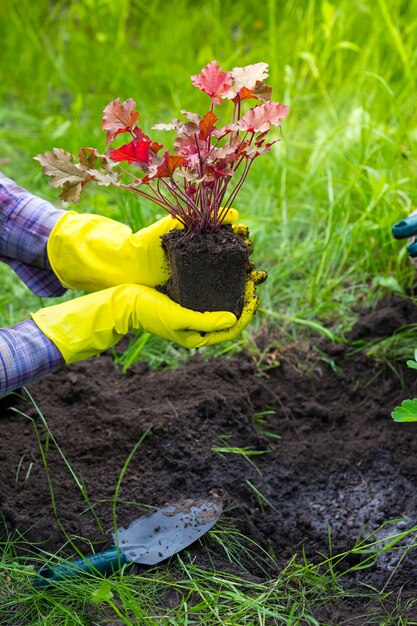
(31, 284), (239, 363)
(46, 209), (240, 292)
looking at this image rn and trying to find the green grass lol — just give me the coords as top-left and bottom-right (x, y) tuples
(3, 517), (417, 624)
(2, 0), (417, 622)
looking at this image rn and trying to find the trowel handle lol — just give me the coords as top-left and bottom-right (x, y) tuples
(392, 215), (417, 257)
(35, 547), (129, 587)
(392, 214), (417, 239)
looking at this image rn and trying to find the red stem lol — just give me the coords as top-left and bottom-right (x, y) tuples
(224, 158), (253, 209)
(194, 134), (204, 177)
(118, 184), (176, 212)
(168, 178), (203, 216)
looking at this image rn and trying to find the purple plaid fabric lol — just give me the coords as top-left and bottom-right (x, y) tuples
(0, 320), (64, 396)
(0, 173), (67, 396)
(0, 172), (67, 297)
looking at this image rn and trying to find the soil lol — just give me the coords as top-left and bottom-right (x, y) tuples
(161, 226), (248, 316)
(2, 293), (417, 621)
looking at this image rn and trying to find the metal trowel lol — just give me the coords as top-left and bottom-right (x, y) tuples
(35, 498), (222, 587)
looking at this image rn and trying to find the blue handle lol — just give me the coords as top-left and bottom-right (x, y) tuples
(392, 214), (417, 239)
(407, 239), (417, 257)
(34, 547), (129, 587)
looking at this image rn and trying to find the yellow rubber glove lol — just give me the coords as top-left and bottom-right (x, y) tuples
(47, 210), (239, 292)
(31, 284), (237, 364)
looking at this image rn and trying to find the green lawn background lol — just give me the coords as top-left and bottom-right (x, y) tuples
(1, 0), (416, 355)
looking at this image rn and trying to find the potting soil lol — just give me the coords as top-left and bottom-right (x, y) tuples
(161, 226), (248, 316)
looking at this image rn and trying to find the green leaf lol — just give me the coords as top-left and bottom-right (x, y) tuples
(90, 580), (114, 604)
(406, 360), (417, 370)
(392, 398), (417, 422)
(372, 275), (404, 294)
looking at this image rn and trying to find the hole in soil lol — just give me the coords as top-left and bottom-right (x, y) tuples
(2, 295), (417, 616)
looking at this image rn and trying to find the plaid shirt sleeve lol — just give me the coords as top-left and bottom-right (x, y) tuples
(0, 319), (64, 397)
(0, 172), (67, 297)
(0, 173), (67, 395)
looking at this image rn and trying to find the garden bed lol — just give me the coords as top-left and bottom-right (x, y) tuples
(2, 294), (417, 620)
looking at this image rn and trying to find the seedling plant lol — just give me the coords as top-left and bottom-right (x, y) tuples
(35, 61), (289, 233)
(35, 61), (288, 315)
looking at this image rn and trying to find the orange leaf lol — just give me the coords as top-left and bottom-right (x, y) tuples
(236, 87), (255, 101)
(199, 112), (217, 140)
(232, 84), (271, 103)
(150, 141), (164, 154)
(154, 154), (187, 178)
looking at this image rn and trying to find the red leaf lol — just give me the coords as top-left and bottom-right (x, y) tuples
(209, 144), (238, 161)
(240, 141), (277, 159)
(199, 111), (217, 140)
(109, 140), (151, 164)
(174, 131), (204, 159)
(153, 119), (200, 140)
(204, 163), (234, 180)
(191, 61), (232, 105)
(153, 152), (187, 178)
(152, 119), (184, 131)
(212, 123), (239, 139)
(133, 126), (150, 141)
(237, 102), (290, 133)
(102, 98), (140, 144)
(180, 110), (201, 124)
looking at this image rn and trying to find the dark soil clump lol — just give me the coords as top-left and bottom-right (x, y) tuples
(161, 225), (248, 316)
(2, 294), (417, 620)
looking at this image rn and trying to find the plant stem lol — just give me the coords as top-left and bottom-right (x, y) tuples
(119, 184), (170, 211)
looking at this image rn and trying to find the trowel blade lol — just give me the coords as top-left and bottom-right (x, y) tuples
(112, 498), (223, 565)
